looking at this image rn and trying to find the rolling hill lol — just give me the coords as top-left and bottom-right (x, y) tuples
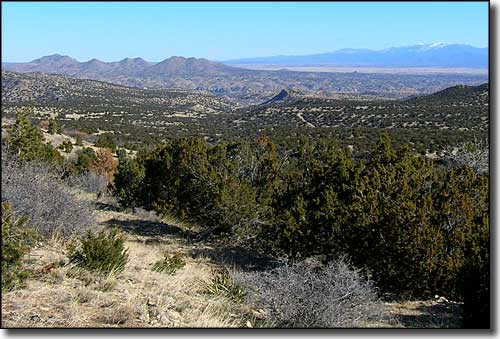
(1, 71), (488, 153)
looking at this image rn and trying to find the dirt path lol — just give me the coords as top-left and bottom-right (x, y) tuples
(297, 112), (316, 128)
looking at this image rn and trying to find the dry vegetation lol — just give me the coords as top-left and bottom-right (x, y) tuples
(1, 89), (481, 328)
(2, 201), (246, 328)
(1, 189), (464, 328)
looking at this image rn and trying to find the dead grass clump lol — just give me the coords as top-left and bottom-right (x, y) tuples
(41, 267), (66, 285)
(73, 288), (97, 305)
(186, 297), (241, 328)
(66, 268), (96, 286)
(95, 276), (118, 292)
(94, 304), (135, 326)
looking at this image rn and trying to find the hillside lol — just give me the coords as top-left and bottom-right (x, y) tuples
(1, 71), (237, 147)
(236, 83), (488, 131)
(0, 122), (472, 328)
(3, 54), (488, 104)
(1, 71), (488, 153)
(1, 189), (463, 328)
(1, 71), (233, 108)
(405, 83), (489, 104)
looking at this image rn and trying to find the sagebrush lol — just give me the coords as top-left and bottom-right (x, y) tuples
(232, 257), (390, 328)
(1, 152), (97, 237)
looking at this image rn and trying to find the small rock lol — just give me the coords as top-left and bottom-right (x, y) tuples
(30, 315), (41, 323)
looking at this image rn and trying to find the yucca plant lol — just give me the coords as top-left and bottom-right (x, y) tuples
(151, 252), (186, 274)
(202, 268), (245, 302)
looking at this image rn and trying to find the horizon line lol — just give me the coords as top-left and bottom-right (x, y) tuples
(2, 42), (489, 64)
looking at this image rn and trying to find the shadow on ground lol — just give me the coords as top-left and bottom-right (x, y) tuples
(107, 217), (282, 272)
(395, 301), (462, 328)
(93, 201), (121, 212)
(105, 218), (199, 240)
(189, 245), (283, 272)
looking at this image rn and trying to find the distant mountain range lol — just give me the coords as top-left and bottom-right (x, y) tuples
(1, 47), (488, 104)
(223, 43), (488, 68)
(2, 54), (243, 78)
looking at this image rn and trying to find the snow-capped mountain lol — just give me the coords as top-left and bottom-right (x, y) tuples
(224, 43), (488, 68)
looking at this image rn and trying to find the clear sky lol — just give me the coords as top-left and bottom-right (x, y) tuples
(2, 1), (489, 63)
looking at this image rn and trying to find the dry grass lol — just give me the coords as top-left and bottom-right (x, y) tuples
(1, 236), (245, 327)
(1, 204), (245, 328)
(1, 193), (458, 328)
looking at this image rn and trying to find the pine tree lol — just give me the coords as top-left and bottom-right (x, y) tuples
(6, 109), (63, 164)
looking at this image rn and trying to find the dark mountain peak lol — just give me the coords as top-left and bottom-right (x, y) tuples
(274, 89), (290, 99)
(145, 56), (239, 76)
(80, 58), (110, 73)
(132, 57), (146, 61)
(118, 57), (149, 65)
(84, 58), (105, 64)
(261, 89), (293, 105)
(31, 54), (78, 65)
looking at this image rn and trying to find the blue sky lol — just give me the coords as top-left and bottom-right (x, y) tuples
(2, 1), (489, 62)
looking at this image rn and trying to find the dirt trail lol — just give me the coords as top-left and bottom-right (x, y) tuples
(296, 112), (316, 128)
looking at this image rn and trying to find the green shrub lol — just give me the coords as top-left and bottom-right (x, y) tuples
(202, 268), (245, 302)
(110, 133), (489, 302)
(151, 252), (186, 274)
(1, 202), (39, 291)
(58, 140), (73, 153)
(74, 147), (98, 173)
(75, 135), (84, 146)
(48, 119), (57, 134)
(67, 228), (129, 274)
(113, 152), (146, 208)
(337, 143), (488, 299)
(94, 134), (117, 152)
(5, 109), (63, 165)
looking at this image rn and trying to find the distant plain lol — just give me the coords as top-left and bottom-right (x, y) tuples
(232, 65), (489, 75)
